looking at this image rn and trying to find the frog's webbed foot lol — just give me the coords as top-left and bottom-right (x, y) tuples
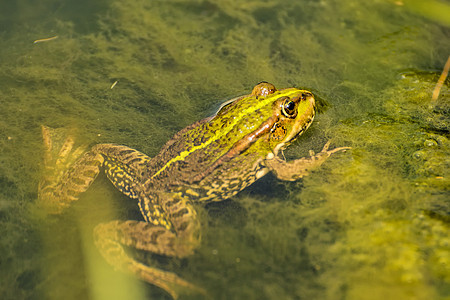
(38, 125), (103, 214)
(266, 141), (351, 181)
(94, 219), (207, 299)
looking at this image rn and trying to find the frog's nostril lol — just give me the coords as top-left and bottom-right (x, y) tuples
(301, 92), (313, 100)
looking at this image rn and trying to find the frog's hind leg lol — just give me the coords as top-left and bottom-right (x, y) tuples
(95, 143), (151, 200)
(38, 126), (151, 214)
(94, 198), (205, 299)
(38, 125), (100, 213)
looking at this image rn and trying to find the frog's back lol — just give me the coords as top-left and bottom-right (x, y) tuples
(143, 95), (280, 203)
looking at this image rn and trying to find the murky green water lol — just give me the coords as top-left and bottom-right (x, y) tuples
(1, 0), (449, 299)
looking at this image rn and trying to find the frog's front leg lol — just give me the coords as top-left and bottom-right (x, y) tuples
(94, 193), (205, 299)
(265, 141), (351, 181)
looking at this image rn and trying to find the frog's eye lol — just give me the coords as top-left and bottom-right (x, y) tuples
(252, 82), (277, 97)
(282, 98), (297, 118)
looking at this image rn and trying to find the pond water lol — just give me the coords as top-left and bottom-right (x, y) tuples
(0, 0), (449, 299)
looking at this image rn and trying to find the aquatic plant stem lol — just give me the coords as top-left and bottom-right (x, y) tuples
(432, 55), (450, 101)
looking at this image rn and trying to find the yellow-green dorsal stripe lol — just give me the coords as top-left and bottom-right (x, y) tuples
(151, 89), (301, 178)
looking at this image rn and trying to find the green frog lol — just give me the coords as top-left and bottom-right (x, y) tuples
(38, 82), (350, 299)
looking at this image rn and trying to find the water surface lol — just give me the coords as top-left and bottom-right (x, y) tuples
(0, 0), (449, 299)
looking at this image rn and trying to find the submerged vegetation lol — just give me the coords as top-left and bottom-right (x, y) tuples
(0, 0), (448, 299)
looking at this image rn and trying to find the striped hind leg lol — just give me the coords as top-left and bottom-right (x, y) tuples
(93, 193), (206, 299)
(38, 126), (151, 214)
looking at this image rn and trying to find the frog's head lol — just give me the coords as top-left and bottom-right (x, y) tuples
(261, 84), (316, 156)
(209, 82), (316, 159)
(152, 82), (316, 181)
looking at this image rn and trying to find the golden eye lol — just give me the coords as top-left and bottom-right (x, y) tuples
(282, 98), (297, 118)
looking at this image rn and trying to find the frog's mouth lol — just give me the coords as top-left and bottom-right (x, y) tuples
(273, 96), (315, 156)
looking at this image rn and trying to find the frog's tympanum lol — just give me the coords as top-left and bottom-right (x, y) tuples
(38, 82), (350, 299)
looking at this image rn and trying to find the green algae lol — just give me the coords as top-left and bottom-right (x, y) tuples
(0, 0), (449, 299)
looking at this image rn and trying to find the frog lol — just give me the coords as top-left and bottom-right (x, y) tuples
(38, 82), (350, 299)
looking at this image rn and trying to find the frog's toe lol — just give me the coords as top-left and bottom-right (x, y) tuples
(38, 125), (90, 213)
(164, 279), (210, 300)
(41, 125), (88, 167)
(325, 146), (352, 155)
(320, 140), (351, 156)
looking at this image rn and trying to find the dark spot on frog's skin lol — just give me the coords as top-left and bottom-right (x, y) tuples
(119, 149), (135, 156)
(177, 221), (189, 232)
(150, 229), (165, 243)
(171, 208), (189, 218)
(165, 199), (176, 207)
(128, 157), (143, 165)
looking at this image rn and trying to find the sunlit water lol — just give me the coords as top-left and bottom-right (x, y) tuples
(0, 0), (448, 299)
